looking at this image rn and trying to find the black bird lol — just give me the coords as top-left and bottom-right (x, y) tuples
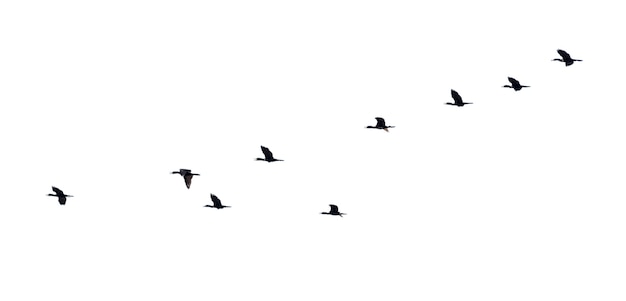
(256, 146), (283, 162)
(446, 89), (472, 106)
(171, 169), (199, 189)
(321, 204), (346, 217)
(366, 117), (395, 132)
(204, 194), (230, 209)
(47, 186), (73, 205)
(553, 49), (582, 66)
(503, 77), (530, 91)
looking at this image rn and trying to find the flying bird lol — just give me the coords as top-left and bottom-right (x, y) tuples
(553, 49), (582, 66)
(366, 117), (395, 132)
(503, 77), (530, 91)
(256, 146), (283, 162)
(204, 194), (230, 209)
(446, 89), (472, 106)
(171, 169), (199, 189)
(321, 204), (346, 217)
(47, 186), (73, 205)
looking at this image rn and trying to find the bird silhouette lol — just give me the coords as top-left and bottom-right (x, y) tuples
(47, 186), (73, 205)
(204, 194), (230, 209)
(553, 49), (582, 66)
(366, 117), (395, 132)
(321, 204), (346, 217)
(503, 77), (530, 91)
(171, 169), (199, 189)
(256, 146), (283, 162)
(446, 89), (472, 106)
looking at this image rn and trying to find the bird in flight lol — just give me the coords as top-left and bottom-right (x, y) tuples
(321, 204), (346, 217)
(553, 49), (582, 66)
(47, 186), (73, 205)
(204, 194), (231, 209)
(171, 169), (199, 189)
(366, 117), (395, 132)
(502, 77), (530, 91)
(256, 146), (283, 162)
(446, 89), (472, 106)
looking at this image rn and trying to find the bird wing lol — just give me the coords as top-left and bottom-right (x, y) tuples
(179, 169), (191, 175)
(210, 194), (223, 207)
(52, 186), (63, 195)
(58, 195), (66, 205)
(508, 77), (520, 86)
(451, 89), (462, 104)
(375, 117), (386, 128)
(329, 204), (339, 214)
(557, 49), (572, 60)
(261, 146), (275, 160)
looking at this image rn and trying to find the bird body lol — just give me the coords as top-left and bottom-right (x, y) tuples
(446, 89), (472, 106)
(553, 49), (582, 66)
(366, 117), (395, 132)
(321, 204), (346, 217)
(503, 77), (530, 91)
(171, 169), (199, 189)
(256, 146), (283, 162)
(47, 186), (73, 205)
(205, 194), (230, 209)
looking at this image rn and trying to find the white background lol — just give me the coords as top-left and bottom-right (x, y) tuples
(1, 0), (625, 300)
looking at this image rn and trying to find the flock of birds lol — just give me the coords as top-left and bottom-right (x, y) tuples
(46, 49), (582, 217)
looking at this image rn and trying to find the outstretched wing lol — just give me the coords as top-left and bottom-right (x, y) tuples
(210, 194), (223, 207)
(557, 49), (572, 61)
(329, 204), (339, 214)
(451, 89), (462, 104)
(261, 146), (275, 161)
(508, 77), (520, 86)
(374, 117), (386, 128)
(52, 186), (63, 195)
